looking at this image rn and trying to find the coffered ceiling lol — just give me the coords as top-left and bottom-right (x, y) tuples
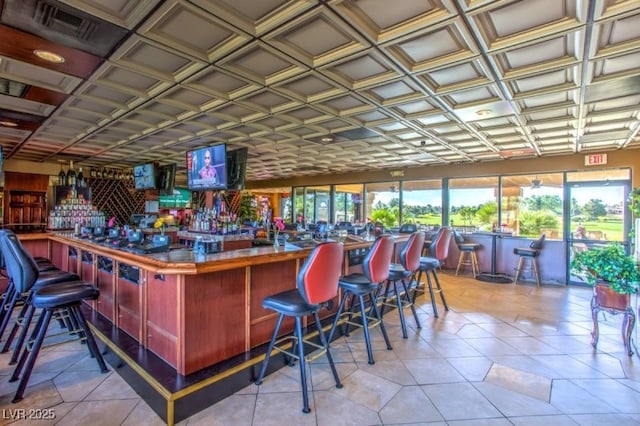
(0, 0), (639, 183)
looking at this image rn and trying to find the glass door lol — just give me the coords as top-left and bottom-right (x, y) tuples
(566, 178), (630, 284)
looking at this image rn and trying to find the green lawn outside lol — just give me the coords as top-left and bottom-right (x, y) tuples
(408, 213), (626, 241)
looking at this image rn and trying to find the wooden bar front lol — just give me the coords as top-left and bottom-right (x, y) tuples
(43, 233), (385, 375)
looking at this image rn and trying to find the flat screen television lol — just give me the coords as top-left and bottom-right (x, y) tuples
(157, 163), (176, 195)
(133, 162), (158, 190)
(226, 147), (248, 190)
(186, 144), (227, 190)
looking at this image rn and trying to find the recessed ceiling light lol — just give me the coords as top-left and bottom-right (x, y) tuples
(476, 109), (492, 116)
(321, 137), (333, 142)
(0, 120), (18, 127)
(33, 49), (65, 64)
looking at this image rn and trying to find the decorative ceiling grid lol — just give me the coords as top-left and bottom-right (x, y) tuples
(0, 0), (638, 182)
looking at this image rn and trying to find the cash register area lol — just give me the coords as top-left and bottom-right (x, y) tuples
(1, 267), (640, 425)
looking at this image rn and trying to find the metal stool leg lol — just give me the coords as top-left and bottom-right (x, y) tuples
(431, 270), (449, 312)
(393, 280), (408, 338)
(294, 317), (310, 413)
(425, 270), (439, 318)
(256, 313), (285, 385)
(11, 309), (52, 403)
(359, 294), (376, 364)
(401, 278), (421, 329)
(7, 304), (35, 364)
(313, 312), (341, 389)
(328, 292), (348, 343)
(368, 291), (392, 352)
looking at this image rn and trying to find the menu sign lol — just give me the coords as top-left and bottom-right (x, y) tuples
(159, 188), (191, 207)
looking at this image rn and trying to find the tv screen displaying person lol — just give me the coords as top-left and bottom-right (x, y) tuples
(187, 144), (227, 190)
(199, 149), (217, 182)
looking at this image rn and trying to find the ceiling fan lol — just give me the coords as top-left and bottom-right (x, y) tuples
(531, 177), (543, 189)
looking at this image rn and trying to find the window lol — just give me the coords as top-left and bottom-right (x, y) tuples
(501, 173), (563, 238)
(294, 186), (330, 223)
(365, 182), (400, 228)
(449, 177), (498, 232)
(401, 179), (442, 228)
(333, 184), (363, 224)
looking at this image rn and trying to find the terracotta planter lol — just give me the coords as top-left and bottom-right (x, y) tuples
(594, 282), (630, 310)
(591, 282), (635, 356)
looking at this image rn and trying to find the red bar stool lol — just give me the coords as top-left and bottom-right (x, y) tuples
(255, 241), (344, 414)
(415, 227), (452, 318)
(328, 235), (394, 365)
(380, 231), (425, 338)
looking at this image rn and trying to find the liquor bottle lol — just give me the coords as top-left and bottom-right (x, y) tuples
(102, 167), (108, 178)
(107, 168), (115, 179)
(66, 161), (77, 187)
(57, 164), (66, 186)
(77, 167), (85, 187)
(90, 167), (97, 178)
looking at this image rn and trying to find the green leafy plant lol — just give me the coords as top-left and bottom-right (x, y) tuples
(628, 188), (640, 217)
(570, 243), (640, 294)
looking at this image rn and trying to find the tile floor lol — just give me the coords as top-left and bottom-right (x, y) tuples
(2, 273), (640, 425)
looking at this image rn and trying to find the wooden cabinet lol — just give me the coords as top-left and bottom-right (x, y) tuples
(68, 247), (79, 275)
(116, 263), (143, 341)
(6, 190), (47, 232)
(96, 257), (115, 322)
(146, 274), (178, 367)
(81, 251), (95, 282)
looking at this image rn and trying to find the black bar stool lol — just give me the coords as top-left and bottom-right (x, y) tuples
(380, 231), (425, 338)
(329, 235), (394, 365)
(453, 230), (481, 277)
(513, 234), (546, 287)
(0, 231), (108, 403)
(0, 231), (80, 354)
(255, 241), (344, 414)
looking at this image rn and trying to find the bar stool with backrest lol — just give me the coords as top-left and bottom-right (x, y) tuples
(414, 227), (452, 318)
(0, 231), (81, 356)
(328, 235), (394, 365)
(422, 226), (442, 257)
(398, 223), (417, 234)
(513, 233), (546, 287)
(255, 241), (344, 414)
(453, 230), (481, 277)
(380, 231), (425, 338)
(0, 231), (108, 403)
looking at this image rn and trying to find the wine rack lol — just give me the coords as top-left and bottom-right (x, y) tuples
(87, 178), (145, 226)
(193, 191), (205, 209)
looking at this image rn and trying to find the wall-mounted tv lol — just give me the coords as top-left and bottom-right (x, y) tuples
(133, 162), (158, 190)
(186, 144), (227, 191)
(157, 163), (176, 195)
(226, 147), (248, 190)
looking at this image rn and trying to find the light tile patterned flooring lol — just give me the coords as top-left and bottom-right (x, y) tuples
(2, 273), (640, 425)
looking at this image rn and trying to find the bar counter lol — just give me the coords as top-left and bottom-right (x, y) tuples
(13, 232), (406, 423)
(43, 232), (383, 375)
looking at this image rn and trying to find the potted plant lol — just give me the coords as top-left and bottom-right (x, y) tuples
(570, 243), (640, 355)
(570, 243), (640, 298)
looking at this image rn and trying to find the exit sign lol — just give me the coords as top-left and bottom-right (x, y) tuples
(585, 153), (607, 166)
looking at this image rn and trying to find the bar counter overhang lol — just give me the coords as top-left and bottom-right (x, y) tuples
(21, 232), (390, 424)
